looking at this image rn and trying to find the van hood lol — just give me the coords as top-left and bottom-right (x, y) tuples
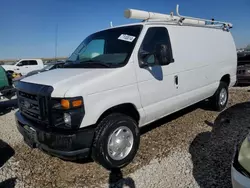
(21, 68), (118, 97)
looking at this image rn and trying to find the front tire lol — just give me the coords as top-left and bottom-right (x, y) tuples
(210, 81), (229, 111)
(91, 113), (140, 170)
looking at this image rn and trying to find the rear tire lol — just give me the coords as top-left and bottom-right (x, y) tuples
(209, 81), (228, 111)
(91, 113), (140, 170)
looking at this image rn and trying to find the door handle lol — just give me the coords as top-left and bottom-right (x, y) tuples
(174, 75), (178, 87)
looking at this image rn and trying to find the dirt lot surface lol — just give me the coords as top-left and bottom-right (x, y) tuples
(1, 86), (250, 188)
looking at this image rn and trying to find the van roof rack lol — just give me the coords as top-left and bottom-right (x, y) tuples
(124, 4), (233, 31)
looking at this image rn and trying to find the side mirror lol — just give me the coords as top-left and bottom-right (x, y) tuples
(155, 44), (170, 65)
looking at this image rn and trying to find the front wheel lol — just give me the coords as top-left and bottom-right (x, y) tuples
(91, 113), (140, 170)
(209, 81), (229, 111)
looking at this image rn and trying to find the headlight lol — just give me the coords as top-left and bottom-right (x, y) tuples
(247, 69), (250, 74)
(61, 98), (83, 109)
(51, 97), (84, 130)
(52, 97), (83, 110)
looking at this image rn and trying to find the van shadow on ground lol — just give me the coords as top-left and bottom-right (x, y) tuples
(0, 178), (16, 188)
(108, 169), (135, 188)
(0, 140), (16, 188)
(0, 99), (18, 116)
(0, 139), (15, 168)
(189, 102), (250, 188)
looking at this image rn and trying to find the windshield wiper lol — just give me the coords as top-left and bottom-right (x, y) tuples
(79, 60), (112, 68)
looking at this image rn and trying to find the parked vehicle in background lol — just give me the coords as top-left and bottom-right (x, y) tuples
(25, 61), (65, 77)
(236, 52), (250, 85)
(15, 5), (237, 170)
(231, 134), (250, 188)
(2, 59), (44, 76)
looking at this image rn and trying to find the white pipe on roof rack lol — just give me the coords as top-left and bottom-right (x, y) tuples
(176, 4), (233, 28)
(124, 9), (177, 21)
(124, 8), (206, 26)
(124, 4), (233, 29)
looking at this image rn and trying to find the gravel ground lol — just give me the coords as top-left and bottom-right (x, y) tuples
(1, 86), (250, 188)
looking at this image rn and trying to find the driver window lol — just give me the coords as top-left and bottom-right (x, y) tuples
(78, 39), (105, 60)
(139, 27), (170, 64)
(16, 62), (23, 66)
(17, 60), (28, 66)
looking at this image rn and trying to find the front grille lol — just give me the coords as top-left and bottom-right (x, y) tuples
(18, 91), (48, 124)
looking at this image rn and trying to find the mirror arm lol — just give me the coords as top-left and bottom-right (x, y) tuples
(139, 59), (148, 68)
(138, 51), (152, 68)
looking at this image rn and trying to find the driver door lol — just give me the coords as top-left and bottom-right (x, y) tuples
(135, 26), (178, 124)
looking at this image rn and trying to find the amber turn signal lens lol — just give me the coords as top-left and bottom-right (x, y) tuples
(72, 99), (83, 107)
(61, 99), (70, 109)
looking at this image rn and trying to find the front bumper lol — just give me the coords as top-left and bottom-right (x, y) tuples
(15, 111), (95, 160)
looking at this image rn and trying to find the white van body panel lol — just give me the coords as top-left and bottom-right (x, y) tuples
(21, 68), (121, 97)
(133, 24), (237, 126)
(167, 25), (237, 113)
(18, 22), (237, 128)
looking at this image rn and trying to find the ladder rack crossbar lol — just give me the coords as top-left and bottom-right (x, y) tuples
(176, 4), (233, 28)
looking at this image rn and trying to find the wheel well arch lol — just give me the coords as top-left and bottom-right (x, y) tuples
(220, 74), (230, 86)
(96, 103), (140, 124)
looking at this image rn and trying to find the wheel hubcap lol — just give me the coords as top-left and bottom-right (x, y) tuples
(219, 88), (227, 106)
(107, 126), (134, 160)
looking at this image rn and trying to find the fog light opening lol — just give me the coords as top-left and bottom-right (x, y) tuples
(64, 113), (71, 127)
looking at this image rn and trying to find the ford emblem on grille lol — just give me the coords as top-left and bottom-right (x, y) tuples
(24, 101), (31, 109)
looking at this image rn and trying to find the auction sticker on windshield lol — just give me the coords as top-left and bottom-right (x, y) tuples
(118, 34), (136, 42)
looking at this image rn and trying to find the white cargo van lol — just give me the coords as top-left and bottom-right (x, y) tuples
(15, 5), (237, 170)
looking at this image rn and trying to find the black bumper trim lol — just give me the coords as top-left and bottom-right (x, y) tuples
(38, 144), (90, 160)
(16, 111), (94, 160)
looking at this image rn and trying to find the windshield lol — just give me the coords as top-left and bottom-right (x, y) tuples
(65, 25), (143, 68)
